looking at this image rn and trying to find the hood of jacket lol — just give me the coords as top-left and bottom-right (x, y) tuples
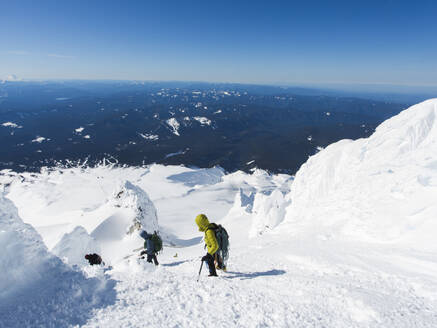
(195, 214), (210, 232)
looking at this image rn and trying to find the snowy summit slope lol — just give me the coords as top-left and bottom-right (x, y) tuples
(0, 100), (437, 327)
(283, 98), (437, 249)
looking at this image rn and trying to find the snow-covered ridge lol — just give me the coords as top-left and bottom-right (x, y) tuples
(281, 99), (437, 249)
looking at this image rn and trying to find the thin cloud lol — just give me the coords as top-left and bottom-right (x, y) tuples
(7, 50), (29, 55)
(48, 53), (75, 59)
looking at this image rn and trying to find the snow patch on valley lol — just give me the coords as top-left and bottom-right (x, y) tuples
(193, 116), (212, 126)
(139, 133), (159, 140)
(165, 149), (188, 158)
(2, 122), (22, 128)
(31, 136), (49, 143)
(166, 118), (180, 136)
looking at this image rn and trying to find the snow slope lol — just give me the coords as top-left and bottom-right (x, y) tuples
(282, 98), (437, 250)
(0, 194), (116, 327)
(1, 99), (437, 327)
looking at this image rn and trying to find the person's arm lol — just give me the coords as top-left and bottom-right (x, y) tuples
(205, 229), (219, 255)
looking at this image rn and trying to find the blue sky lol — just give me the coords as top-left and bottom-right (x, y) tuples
(1, 0), (436, 86)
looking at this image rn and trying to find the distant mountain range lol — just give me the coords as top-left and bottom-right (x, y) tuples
(0, 81), (408, 173)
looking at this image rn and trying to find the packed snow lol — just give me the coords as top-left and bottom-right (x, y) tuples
(1, 99), (437, 327)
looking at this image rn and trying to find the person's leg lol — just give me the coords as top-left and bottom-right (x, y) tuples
(215, 253), (223, 269)
(205, 253), (217, 276)
(146, 254), (153, 263)
(152, 254), (159, 266)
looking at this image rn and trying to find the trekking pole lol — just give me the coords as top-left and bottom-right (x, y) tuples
(197, 260), (204, 282)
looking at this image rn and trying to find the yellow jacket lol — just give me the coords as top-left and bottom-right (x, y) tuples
(195, 214), (219, 255)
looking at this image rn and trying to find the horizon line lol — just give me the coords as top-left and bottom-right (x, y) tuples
(3, 77), (437, 90)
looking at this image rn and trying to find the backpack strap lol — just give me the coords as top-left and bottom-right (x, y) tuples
(205, 223), (218, 232)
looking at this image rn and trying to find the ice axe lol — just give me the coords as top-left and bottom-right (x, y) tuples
(197, 260), (204, 282)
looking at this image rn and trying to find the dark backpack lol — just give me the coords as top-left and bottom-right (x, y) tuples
(150, 231), (163, 253)
(208, 224), (230, 263)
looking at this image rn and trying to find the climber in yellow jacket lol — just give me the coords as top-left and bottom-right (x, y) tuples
(195, 214), (219, 277)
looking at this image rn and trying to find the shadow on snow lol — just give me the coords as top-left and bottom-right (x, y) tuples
(165, 236), (202, 248)
(161, 260), (191, 267)
(223, 269), (286, 280)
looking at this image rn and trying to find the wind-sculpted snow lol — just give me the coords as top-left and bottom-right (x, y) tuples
(250, 189), (290, 237)
(284, 98), (437, 249)
(236, 188), (255, 213)
(111, 180), (159, 234)
(0, 195), (116, 327)
(52, 225), (101, 267)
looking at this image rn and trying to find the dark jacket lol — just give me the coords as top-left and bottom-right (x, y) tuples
(140, 230), (155, 255)
(85, 253), (102, 265)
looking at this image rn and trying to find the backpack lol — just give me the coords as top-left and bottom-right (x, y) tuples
(150, 231), (163, 253)
(208, 224), (230, 264)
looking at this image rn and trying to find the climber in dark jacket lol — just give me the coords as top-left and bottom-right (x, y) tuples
(139, 230), (159, 265)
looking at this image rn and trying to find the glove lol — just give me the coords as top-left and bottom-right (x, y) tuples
(202, 253), (212, 262)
